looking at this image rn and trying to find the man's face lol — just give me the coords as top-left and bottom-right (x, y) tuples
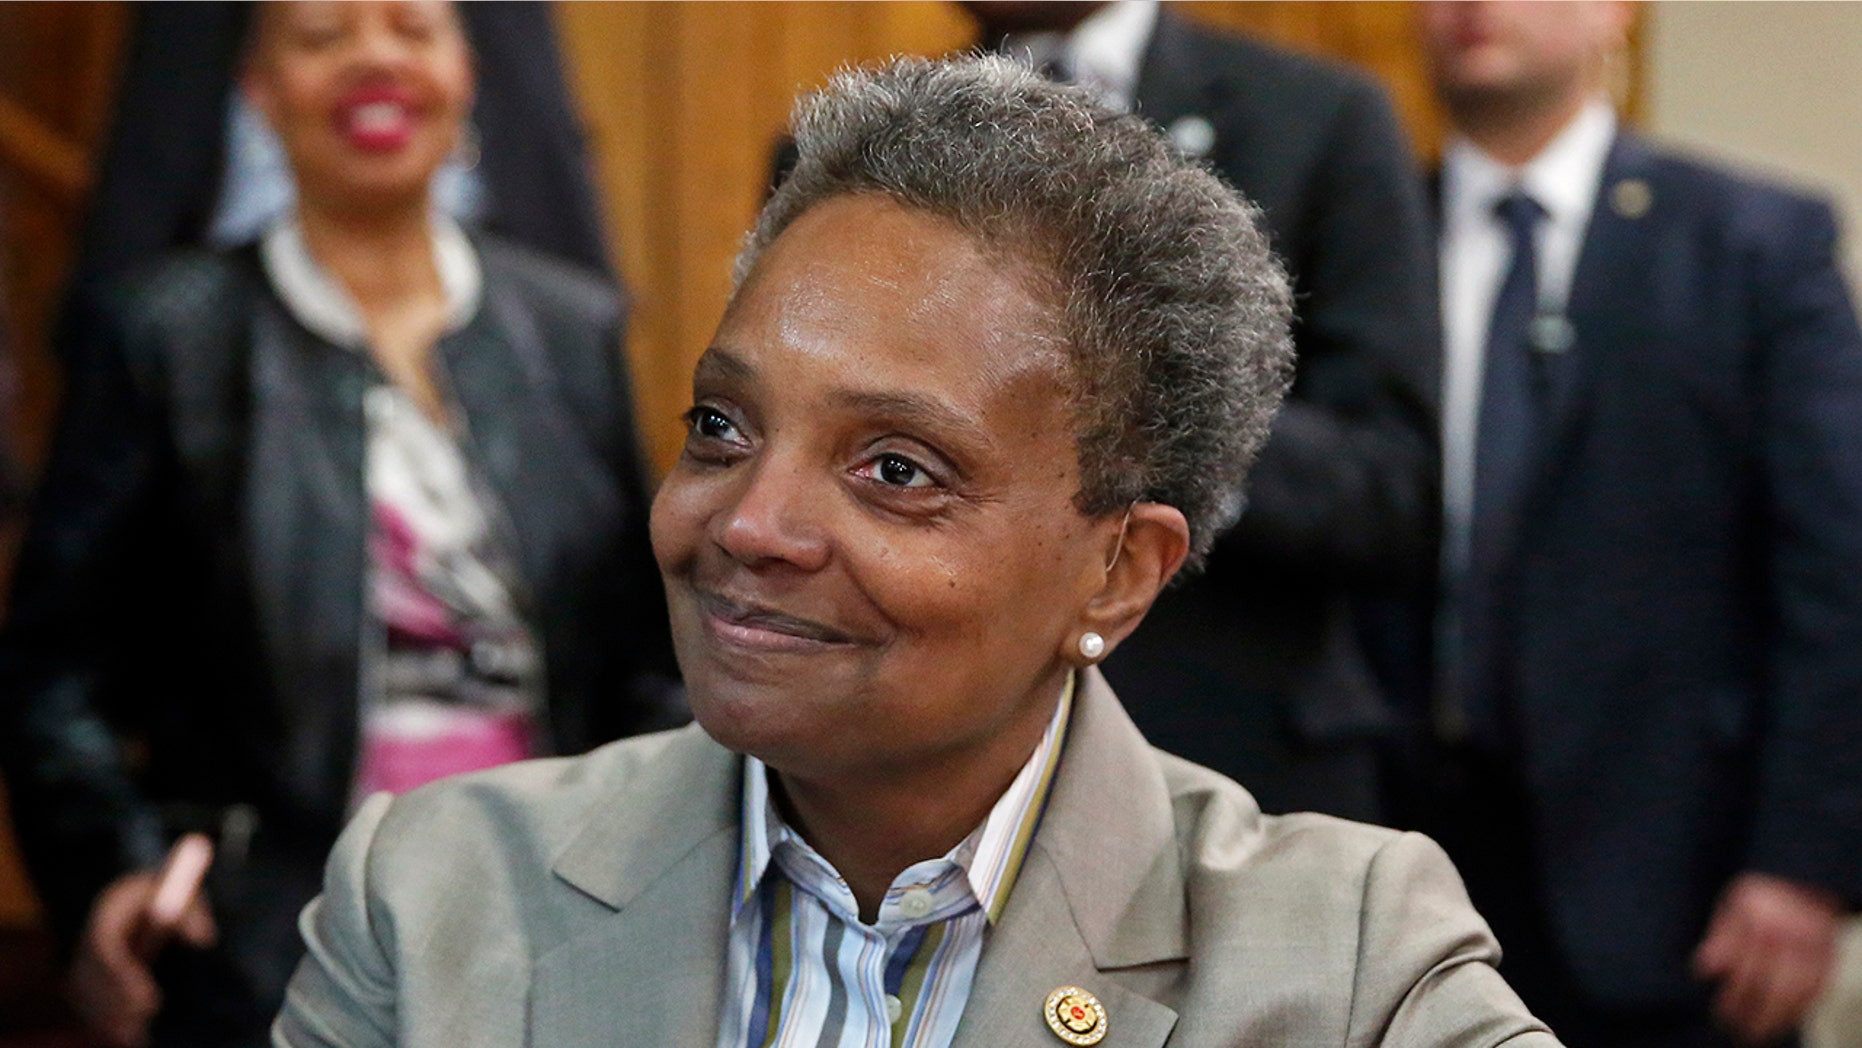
(1418, 1), (1632, 107)
(959, 2), (1107, 36)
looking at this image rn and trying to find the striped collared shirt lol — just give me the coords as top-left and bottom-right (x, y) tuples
(715, 676), (1075, 1048)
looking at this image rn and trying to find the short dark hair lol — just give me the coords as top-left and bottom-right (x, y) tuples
(738, 55), (1293, 571)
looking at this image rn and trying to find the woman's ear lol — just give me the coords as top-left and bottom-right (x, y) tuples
(239, 57), (280, 134)
(1069, 502), (1190, 665)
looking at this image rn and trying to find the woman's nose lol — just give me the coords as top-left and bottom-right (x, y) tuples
(351, 14), (417, 68)
(709, 456), (833, 573)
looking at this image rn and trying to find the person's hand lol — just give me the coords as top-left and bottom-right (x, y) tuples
(67, 857), (218, 1048)
(1693, 871), (1843, 1045)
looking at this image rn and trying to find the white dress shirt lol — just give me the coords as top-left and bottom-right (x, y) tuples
(1000, 0), (1157, 111)
(1438, 99), (1617, 581)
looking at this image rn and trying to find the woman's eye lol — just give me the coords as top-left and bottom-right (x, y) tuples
(861, 453), (935, 489)
(683, 406), (745, 445)
(288, 19), (348, 48)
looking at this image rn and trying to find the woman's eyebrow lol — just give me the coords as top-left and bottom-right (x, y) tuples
(697, 347), (993, 455)
(831, 390), (994, 455)
(693, 347), (756, 386)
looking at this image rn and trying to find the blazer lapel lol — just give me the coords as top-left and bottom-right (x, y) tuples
(244, 299), (372, 809)
(953, 669), (1185, 1048)
(1530, 132), (1662, 506)
(441, 277), (626, 614)
(528, 727), (743, 1047)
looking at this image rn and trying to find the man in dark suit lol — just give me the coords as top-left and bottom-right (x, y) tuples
(1407, 3), (1862, 1044)
(962, 1), (1440, 822)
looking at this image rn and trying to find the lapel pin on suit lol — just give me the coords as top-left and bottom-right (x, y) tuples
(1612, 177), (1653, 219)
(1531, 313), (1577, 355)
(1044, 986), (1109, 1045)
(1166, 114), (1216, 159)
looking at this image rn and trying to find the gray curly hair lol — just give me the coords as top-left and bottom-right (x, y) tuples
(735, 54), (1293, 572)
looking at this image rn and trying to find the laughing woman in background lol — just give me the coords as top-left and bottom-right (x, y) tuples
(0, 4), (676, 1045)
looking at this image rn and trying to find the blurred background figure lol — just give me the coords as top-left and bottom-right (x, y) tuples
(63, 0), (612, 321)
(1401, 2), (1862, 1044)
(0, 3), (676, 1046)
(957, 0), (1439, 823)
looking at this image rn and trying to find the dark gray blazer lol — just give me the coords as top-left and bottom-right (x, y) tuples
(1105, 13), (1440, 820)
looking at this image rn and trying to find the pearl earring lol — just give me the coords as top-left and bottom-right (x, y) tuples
(1078, 632), (1106, 660)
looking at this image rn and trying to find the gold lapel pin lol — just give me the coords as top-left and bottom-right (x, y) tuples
(1044, 986), (1108, 1045)
(1612, 178), (1653, 219)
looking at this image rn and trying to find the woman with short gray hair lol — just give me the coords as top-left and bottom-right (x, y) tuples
(275, 55), (1557, 1048)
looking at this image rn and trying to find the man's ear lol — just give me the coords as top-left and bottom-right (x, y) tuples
(1068, 502), (1190, 665)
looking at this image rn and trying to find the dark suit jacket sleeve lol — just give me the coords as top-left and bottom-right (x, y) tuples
(1743, 197), (1862, 903)
(0, 281), (172, 943)
(1218, 77), (1440, 588)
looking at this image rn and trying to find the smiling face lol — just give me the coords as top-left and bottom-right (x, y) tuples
(242, 0), (472, 216)
(652, 194), (1121, 786)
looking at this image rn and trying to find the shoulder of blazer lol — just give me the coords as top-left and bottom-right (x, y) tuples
(1607, 130), (1839, 243)
(368, 724), (737, 911)
(81, 246), (266, 399)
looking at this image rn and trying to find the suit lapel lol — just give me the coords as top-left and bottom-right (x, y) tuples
(953, 669), (1185, 1048)
(1530, 132), (1662, 505)
(528, 727), (742, 1046)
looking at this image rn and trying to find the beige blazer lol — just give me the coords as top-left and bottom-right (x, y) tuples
(273, 670), (1559, 1047)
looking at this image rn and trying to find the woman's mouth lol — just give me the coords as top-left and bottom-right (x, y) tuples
(336, 88), (418, 153)
(695, 590), (860, 653)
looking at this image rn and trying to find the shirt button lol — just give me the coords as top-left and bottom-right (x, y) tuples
(899, 888), (934, 919)
(885, 994), (903, 1024)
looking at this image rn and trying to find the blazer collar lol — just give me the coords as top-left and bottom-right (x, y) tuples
(955, 666), (1187, 1046)
(550, 725), (739, 907)
(1031, 666), (1188, 966)
(532, 726), (740, 1046)
(535, 671), (1189, 1047)
(445, 269), (630, 636)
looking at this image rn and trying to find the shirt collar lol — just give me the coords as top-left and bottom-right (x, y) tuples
(1443, 98), (1617, 233)
(1001, 0), (1158, 111)
(259, 211), (483, 351)
(734, 672), (1076, 927)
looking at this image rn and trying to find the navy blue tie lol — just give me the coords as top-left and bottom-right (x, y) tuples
(1458, 190), (1546, 749)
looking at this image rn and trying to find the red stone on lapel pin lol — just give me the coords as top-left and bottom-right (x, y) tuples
(1044, 986), (1108, 1045)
